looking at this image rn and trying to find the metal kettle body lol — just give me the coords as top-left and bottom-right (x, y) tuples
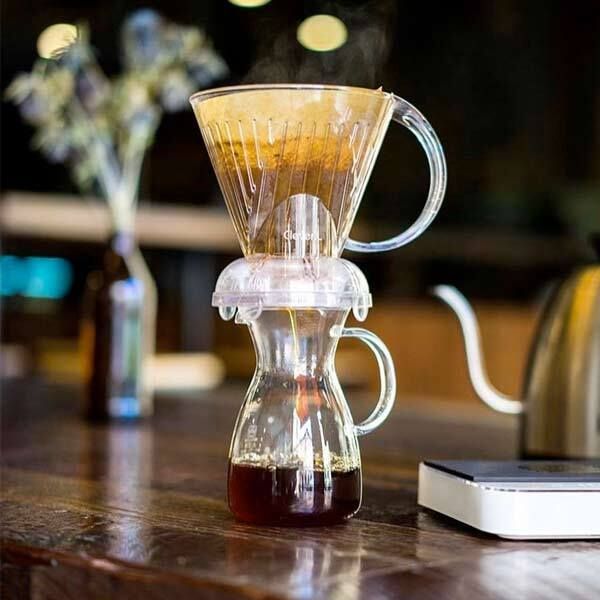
(433, 264), (600, 458)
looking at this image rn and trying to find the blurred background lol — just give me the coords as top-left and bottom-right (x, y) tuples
(2, 0), (599, 410)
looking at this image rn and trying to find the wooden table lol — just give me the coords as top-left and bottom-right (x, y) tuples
(2, 382), (599, 599)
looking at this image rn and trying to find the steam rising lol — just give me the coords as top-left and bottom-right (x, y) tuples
(244, 1), (396, 87)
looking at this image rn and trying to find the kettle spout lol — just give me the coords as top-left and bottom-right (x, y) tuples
(431, 285), (523, 415)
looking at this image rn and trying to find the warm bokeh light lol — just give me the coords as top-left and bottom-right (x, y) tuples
(297, 14), (348, 52)
(228, 0), (271, 8)
(36, 23), (78, 59)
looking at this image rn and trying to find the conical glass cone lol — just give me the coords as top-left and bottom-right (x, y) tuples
(190, 85), (394, 257)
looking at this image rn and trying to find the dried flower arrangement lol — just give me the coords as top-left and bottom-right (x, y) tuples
(6, 9), (228, 231)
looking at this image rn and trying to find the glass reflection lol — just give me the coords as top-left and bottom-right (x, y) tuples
(81, 423), (154, 560)
(225, 524), (363, 599)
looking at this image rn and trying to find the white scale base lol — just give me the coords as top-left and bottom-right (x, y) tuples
(418, 461), (600, 540)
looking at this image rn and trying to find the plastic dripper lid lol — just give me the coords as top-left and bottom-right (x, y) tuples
(213, 256), (372, 322)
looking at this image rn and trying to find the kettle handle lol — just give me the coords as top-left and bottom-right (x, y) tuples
(345, 95), (447, 253)
(332, 326), (396, 436)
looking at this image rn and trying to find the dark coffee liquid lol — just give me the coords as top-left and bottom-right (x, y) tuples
(228, 461), (361, 526)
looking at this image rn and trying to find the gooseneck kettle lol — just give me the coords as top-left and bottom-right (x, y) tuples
(433, 237), (600, 458)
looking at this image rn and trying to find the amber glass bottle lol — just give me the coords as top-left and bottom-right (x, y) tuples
(81, 231), (156, 420)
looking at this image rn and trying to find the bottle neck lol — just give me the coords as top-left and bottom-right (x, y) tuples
(248, 309), (348, 376)
(102, 230), (138, 278)
(109, 230), (136, 258)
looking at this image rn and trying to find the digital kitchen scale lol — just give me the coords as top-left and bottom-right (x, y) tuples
(418, 460), (600, 539)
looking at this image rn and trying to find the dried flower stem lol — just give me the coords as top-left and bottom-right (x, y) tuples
(6, 10), (228, 235)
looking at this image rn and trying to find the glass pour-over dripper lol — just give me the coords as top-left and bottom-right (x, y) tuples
(190, 84), (447, 256)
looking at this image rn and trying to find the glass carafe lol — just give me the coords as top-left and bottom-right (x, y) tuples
(190, 84), (447, 256)
(228, 308), (395, 525)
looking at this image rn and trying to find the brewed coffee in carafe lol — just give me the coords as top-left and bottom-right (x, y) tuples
(227, 308), (365, 525)
(211, 257), (396, 525)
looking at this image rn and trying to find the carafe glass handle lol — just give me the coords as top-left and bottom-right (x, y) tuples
(332, 326), (396, 436)
(345, 94), (447, 253)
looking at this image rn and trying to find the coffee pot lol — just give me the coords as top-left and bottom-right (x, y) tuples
(214, 255), (396, 525)
(191, 84), (447, 524)
(433, 240), (600, 458)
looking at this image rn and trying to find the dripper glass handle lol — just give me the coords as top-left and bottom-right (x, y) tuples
(345, 95), (447, 253)
(332, 326), (396, 436)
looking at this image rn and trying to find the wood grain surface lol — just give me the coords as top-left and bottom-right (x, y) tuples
(1, 382), (598, 599)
